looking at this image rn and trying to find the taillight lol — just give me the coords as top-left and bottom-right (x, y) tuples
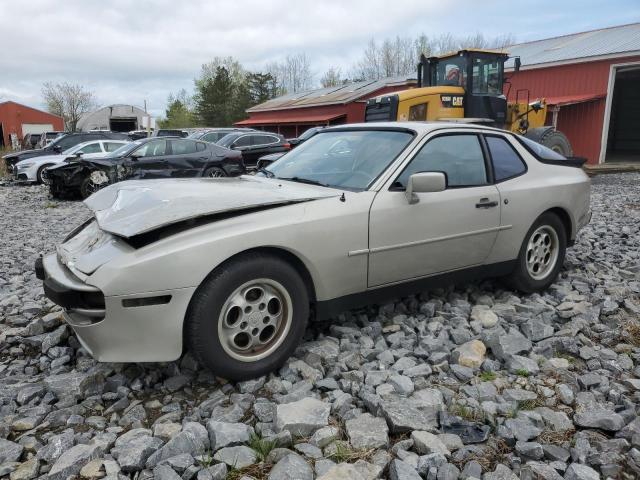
(283, 143), (291, 149)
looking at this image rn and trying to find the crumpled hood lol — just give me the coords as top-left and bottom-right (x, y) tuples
(84, 176), (339, 238)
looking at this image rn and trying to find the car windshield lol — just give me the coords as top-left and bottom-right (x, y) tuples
(46, 134), (68, 149)
(263, 129), (415, 191)
(106, 141), (141, 158)
(217, 133), (241, 147)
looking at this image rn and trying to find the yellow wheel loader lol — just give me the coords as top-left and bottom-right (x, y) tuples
(365, 49), (573, 156)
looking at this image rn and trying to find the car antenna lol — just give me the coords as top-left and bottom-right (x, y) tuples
(339, 193), (346, 202)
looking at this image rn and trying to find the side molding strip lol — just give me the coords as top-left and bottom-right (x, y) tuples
(348, 225), (512, 257)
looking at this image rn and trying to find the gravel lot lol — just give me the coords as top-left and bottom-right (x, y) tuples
(1, 174), (639, 480)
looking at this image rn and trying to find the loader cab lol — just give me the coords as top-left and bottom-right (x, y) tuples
(419, 49), (509, 127)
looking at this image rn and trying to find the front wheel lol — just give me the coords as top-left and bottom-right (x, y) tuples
(37, 164), (54, 184)
(185, 253), (309, 380)
(507, 213), (567, 293)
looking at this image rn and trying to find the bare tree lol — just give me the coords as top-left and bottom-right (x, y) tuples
(199, 56), (246, 84)
(266, 53), (313, 95)
(42, 82), (96, 132)
(320, 67), (343, 88)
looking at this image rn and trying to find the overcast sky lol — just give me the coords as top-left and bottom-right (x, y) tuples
(2, 0), (638, 117)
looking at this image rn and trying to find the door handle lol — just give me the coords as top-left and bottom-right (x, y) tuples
(475, 198), (498, 209)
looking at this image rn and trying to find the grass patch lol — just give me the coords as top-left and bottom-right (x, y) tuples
(226, 463), (271, 480)
(247, 433), (277, 463)
(556, 353), (577, 364)
(479, 371), (497, 382)
(514, 369), (529, 378)
(327, 441), (373, 463)
(451, 438), (510, 472)
(538, 429), (575, 445)
(195, 450), (214, 468)
(449, 403), (485, 423)
(622, 319), (640, 347)
(517, 399), (538, 410)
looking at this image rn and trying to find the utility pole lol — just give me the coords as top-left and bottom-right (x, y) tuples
(144, 100), (151, 138)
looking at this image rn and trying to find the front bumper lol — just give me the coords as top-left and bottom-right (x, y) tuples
(39, 253), (195, 362)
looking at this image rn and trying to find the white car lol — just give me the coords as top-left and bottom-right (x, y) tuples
(38, 123), (591, 380)
(13, 140), (130, 184)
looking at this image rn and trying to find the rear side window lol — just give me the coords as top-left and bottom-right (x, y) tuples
(253, 134), (278, 146)
(486, 136), (526, 181)
(104, 142), (124, 152)
(395, 134), (487, 188)
(171, 140), (198, 155)
(234, 136), (252, 147)
(517, 135), (566, 160)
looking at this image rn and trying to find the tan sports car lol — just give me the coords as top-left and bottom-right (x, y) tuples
(38, 122), (591, 380)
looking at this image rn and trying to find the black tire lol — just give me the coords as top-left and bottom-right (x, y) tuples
(80, 176), (94, 199)
(37, 164), (54, 184)
(525, 128), (573, 157)
(203, 166), (227, 178)
(507, 212), (567, 293)
(185, 253), (309, 381)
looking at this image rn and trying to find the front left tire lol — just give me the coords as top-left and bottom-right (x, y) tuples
(37, 164), (55, 184)
(185, 252), (309, 381)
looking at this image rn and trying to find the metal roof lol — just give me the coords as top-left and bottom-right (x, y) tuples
(247, 75), (416, 112)
(505, 22), (640, 69)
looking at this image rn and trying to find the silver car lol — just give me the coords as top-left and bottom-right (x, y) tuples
(38, 122), (591, 380)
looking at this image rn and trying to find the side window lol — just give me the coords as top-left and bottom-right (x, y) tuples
(252, 134), (277, 146)
(104, 142), (123, 152)
(202, 132), (220, 143)
(408, 103), (427, 121)
(77, 143), (102, 154)
(170, 139), (197, 155)
(486, 136), (527, 181)
(394, 134), (487, 189)
(196, 142), (207, 152)
(233, 136), (252, 147)
(134, 139), (167, 157)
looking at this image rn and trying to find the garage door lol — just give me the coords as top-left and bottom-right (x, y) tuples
(22, 123), (54, 135)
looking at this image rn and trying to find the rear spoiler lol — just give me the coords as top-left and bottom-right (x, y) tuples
(537, 156), (587, 168)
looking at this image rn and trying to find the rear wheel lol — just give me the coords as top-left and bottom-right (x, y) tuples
(80, 172), (109, 199)
(185, 253), (309, 380)
(525, 128), (573, 157)
(507, 212), (566, 293)
(203, 166), (227, 178)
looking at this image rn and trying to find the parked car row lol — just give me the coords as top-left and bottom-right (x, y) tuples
(47, 137), (244, 198)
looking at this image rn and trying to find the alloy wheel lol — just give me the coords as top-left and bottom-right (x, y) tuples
(217, 279), (292, 362)
(525, 225), (559, 280)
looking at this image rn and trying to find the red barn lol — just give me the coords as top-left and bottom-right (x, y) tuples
(0, 101), (64, 148)
(235, 76), (417, 138)
(505, 22), (640, 165)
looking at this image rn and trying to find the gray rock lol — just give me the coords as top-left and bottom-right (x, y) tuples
(213, 446), (257, 469)
(564, 463), (600, 480)
(146, 422), (209, 467)
(486, 329), (532, 360)
(9, 457), (39, 480)
(275, 397), (330, 438)
(197, 464), (227, 480)
(437, 463), (460, 480)
(574, 408), (625, 431)
(153, 464), (182, 480)
(502, 388), (537, 402)
(416, 453), (447, 476)
(46, 444), (100, 480)
(389, 375), (414, 395)
(451, 340), (486, 368)
(268, 453), (313, 480)
(345, 413), (389, 449)
(411, 431), (450, 456)
(36, 430), (74, 462)
(515, 441), (544, 459)
(317, 463), (366, 480)
(507, 355), (540, 375)
(113, 434), (163, 472)
(484, 464), (518, 480)
(389, 459), (422, 480)
(505, 418), (542, 442)
(380, 397), (439, 433)
(207, 421), (254, 451)
(525, 462), (563, 480)
(44, 370), (104, 398)
(310, 426), (339, 448)
(0, 439), (23, 463)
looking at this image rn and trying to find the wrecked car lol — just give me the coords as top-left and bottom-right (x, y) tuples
(46, 136), (245, 199)
(38, 122), (591, 380)
(13, 139), (129, 184)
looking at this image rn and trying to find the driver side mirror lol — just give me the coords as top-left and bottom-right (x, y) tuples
(129, 154), (140, 161)
(53, 145), (62, 153)
(75, 152), (84, 158)
(405, 172), (446, 204)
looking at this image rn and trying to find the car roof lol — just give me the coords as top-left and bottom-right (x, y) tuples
(323, 121), (509, 135)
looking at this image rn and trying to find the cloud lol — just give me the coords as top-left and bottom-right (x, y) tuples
(2, 0), (637, 118)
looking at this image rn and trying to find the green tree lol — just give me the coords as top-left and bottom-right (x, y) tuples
(195, 66), (236, 126)
(247, 72), (277, 105)
(158, 90), (196, 128)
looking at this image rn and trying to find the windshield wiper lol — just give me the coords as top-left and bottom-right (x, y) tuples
(278, 176), (329, 187)
(256, 167), (275, 178)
